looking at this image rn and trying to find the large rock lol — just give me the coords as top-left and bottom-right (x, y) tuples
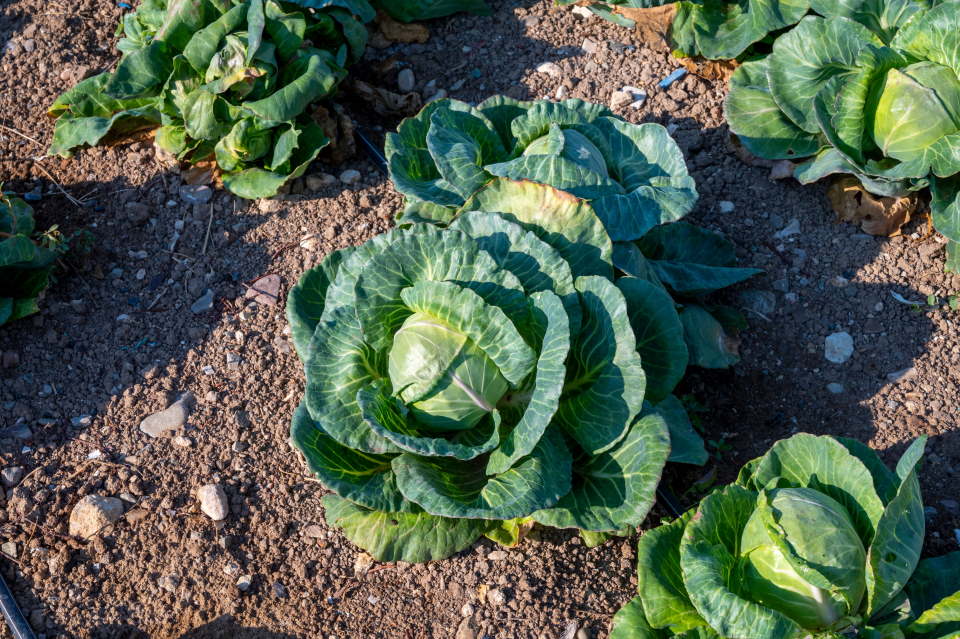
(69, 495), (125, 538)
(140, 392), (194, 437)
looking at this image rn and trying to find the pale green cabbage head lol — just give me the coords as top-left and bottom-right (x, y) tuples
(740, 487), (867, 630)
(872, 61), (960, 163)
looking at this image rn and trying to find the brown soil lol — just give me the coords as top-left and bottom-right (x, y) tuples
(1, 1), (959, 638)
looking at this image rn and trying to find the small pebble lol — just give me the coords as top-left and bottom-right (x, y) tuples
(397, 68), (415, 93)
(1, 466), (24, 488)
(824, 332), (854, 364)
(237, 575), (252, 591)
(339, 169), (361, 185)
(826, 383), (844, 394)
(197, 484), (229, 521)
(536, 62), (563, 77)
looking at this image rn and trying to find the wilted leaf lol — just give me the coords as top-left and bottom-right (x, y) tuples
(679, 57), (738, 83)
(615, 5), (676, 48)
(352, 80), (422, 117)
(827, 177), (918, 237)
(377, 11), (429, 43)
(181, 159), (217, 186)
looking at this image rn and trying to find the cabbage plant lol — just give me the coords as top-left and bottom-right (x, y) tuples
(725, 2), (960, 270)
(48, 0), (369, 198)
(610, 433), (960, 639)
(287, 173), (757, 562)
(0, 193), (65, 326)
(557, 0), (935, 60)
(385, 97), (699, 243)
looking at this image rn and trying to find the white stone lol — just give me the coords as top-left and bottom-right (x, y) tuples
(824, 332), (854, 364)
(397, 68), (415, 93)
(139, 392), (194, 438)
(536, 62), (563, 77)
(197, 484), (229, 521)
(69, 495), (125, 538)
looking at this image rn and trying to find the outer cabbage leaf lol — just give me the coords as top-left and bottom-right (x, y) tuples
(374, 0), (490, 22)
(322, 494), (488, 563)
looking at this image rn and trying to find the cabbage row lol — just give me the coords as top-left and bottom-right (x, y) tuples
(725, 1), (960, 271)
(46, 0), (488, 199)
(559, 0), (938, 61)
(0, 193), (65, 326)
(287, 98), (759, 561)
(610, 434), (960, 639)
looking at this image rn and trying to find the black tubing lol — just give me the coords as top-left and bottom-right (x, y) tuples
(355, 127), (387, 174)
(656, 486), (684, 519)
(0, 569), (35, 639)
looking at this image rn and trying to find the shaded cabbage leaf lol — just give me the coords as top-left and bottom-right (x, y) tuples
(0, 192), (66, 326)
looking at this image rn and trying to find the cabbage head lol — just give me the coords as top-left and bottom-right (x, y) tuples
(725, 2), (960, 271)
(385, 97), (698, 243)
(286, 172), (756, 562)
(607, 433), (960, 639)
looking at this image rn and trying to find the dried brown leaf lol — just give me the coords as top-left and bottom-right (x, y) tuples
(352, 80), (423, 117)
(181, 160), (216, 186)
(679, 57), (739, 82)
(614, 4), (676, 47)
(377, 11), (429, 44)
(827, 177), (918, 237)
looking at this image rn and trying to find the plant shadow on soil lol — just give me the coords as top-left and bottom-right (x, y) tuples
(89, 615), (300, 638)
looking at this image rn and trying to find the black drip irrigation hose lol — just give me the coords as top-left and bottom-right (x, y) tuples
(355, 127), (388, 175)
(0, 569), (35, 639)
(656, 485), (684, 519)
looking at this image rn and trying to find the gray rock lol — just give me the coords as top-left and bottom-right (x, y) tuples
(305, 173), (337, 191)
(486, 550), (508, 561)
(941, 499), (959, 515)
(886, 367), (917, 383)
(773, 218), (801, 239)
(339, 169), (362, 185)
(191, 289), (215, 314)
(236, 574), (252, 591)
(303, 524), (325, 539)
(826, 383), (845, 394)
(581, 38), (600, 55)
(5, 421), (32, 440)
(124, 202), (151, 224)
(158, 574), (179, 593)
(272, 581), (288, 599)
(244, 274), (281, 306)
(179, 184), (213, 205)
(1, 466), (24, 488)
(824, 332), (854, 364)
(140, 392), (194, 438)
(69, 494), (125, 538)
(718, 200), (735, 214)
(1, 542), (16, 558)
(486, 587), (507, 606)
(739, 290), (777, 319)
(536, 62), (563, 77)
(397, 68), (415, 93)
(197, 483), (229, 521)
(456, 618), (477, 639)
